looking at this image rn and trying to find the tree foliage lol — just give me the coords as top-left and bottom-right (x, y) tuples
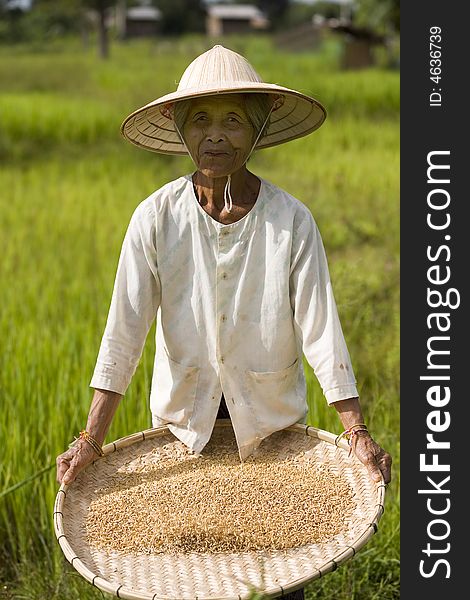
(256, 0), (290, 29)
(1, 0), (115, 57)
(353, 0), (400, 33)
(0, 0), (400, 44)
(153, 0), (205, 35)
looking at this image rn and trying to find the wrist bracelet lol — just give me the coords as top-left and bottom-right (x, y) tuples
(335, 423), (369, 456)
(69, 430), (104, 457)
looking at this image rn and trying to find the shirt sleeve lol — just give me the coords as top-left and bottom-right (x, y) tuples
(289, 210), (359, 404)
(89, 200), (161, 395)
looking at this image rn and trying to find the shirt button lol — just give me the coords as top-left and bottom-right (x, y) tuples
(221, 314), (226, 322)
(220, 356), (225, 364)
(221, 272), (227, 279)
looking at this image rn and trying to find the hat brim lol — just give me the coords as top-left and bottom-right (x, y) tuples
(121, 83), (327, 155)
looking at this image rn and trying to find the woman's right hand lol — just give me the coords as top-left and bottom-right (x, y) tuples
(56, 389), (122, 485)
(56, 439), (97, 485)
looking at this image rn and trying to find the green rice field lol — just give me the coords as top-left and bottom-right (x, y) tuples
(0, 34), (399, 599)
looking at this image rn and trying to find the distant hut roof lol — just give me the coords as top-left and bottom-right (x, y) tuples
(207, 4), (265, 20)
(328, 20), (385, 44)
(127, 6), (161, 21)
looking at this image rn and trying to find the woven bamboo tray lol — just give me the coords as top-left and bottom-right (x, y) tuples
(54, 422), (385, 600)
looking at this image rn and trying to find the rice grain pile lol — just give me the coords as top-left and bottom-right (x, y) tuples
(85, 429), (355, 555)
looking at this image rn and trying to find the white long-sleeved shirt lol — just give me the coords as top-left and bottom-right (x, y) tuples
(90, 174), (358, 459)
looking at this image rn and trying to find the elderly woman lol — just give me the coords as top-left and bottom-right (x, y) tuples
(56, 45), (391, 599)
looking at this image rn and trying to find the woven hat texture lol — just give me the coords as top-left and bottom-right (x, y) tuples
(121, 45), (327, 154)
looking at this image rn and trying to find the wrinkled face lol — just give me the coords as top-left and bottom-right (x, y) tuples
(182, 95), (255, 178)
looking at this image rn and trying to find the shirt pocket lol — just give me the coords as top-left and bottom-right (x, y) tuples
(153, 350), (200, 425)
(245, 358), (306, 427)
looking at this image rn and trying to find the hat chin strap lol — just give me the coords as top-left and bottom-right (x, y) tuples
(223, 103), (275, 213)
(174, 103), (275, 213)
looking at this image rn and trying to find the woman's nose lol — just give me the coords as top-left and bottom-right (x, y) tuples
(205, 122), (225, 143)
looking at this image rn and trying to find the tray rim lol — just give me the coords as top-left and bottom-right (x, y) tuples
(53, 423), (386, 600)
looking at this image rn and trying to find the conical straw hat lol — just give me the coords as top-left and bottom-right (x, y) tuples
(121, 45), (327, 155)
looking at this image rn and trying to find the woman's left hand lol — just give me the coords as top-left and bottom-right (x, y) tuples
(351, 431), (392, 484)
